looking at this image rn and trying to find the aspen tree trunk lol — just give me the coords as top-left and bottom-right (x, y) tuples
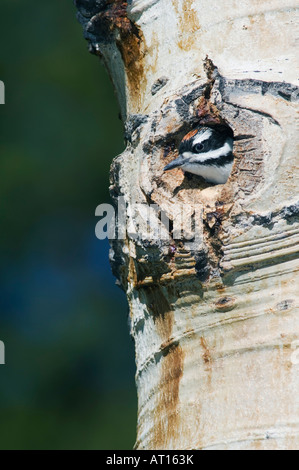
(76, 0), (299, 449)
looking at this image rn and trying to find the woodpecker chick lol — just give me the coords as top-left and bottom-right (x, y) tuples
(164, 124), (234, 184)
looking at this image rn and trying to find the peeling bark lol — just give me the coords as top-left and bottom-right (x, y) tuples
(76, 0), (299, 450)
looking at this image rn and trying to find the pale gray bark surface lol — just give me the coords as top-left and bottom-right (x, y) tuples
(76, 0), (299, 449)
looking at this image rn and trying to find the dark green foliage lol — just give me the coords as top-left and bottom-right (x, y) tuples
(0, 0), (136, 450)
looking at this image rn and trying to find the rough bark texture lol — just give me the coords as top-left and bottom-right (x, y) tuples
(76, 0), (299, 449)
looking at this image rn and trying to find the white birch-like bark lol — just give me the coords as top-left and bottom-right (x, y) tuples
(76, 0), (299, 449)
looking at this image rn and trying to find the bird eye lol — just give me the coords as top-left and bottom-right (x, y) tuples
(193, 143), (204, 153)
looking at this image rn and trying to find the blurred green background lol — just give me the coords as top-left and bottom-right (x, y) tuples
(0, 0), (137, 449)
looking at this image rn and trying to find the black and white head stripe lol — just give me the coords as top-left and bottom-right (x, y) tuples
(164, 124), (235, 184)
(179, 124), (234, 156)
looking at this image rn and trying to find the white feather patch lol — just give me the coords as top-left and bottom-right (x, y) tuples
(193, 129), (213, 145)
(182, 161), (233, 184)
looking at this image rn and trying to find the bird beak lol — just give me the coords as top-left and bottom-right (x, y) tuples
(163, 155), (184, 171)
